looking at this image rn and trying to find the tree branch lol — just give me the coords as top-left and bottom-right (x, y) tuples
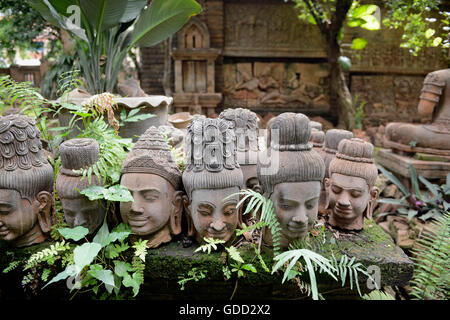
(330, 0), (353, 39)
(303, 0), (328, 36)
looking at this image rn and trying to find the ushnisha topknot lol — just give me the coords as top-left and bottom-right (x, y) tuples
(121, 126), (182, 190)
(328, 138), (378, 187)
(310, 129), (325, 148)
(310, 121), (323, 131)
(219, 108), (259, 165)
(56, 138), (103, 199)
(182, 117), (243, 198)
(258, 112), (325, 196)
(0, 114), (54, 202)
(322, 129), (353, 178)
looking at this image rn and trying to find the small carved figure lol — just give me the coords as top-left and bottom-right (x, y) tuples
(182, 117), (243, 244)
(120, 127), (183, 248)
(257, 113), (325, 249)
(325, 138), (379, 231)
(385, 68), (450, 155)
(0, 114), (54, 247)
(219, 108), (261, 192)
(56, 139), (106, 235)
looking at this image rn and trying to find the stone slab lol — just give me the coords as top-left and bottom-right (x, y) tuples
(376, 148), (450, 180)
(0, 220), (412, 300)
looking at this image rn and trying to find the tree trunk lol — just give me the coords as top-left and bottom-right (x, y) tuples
(327, 37), (355, 130)
(162, 37), (173, 97)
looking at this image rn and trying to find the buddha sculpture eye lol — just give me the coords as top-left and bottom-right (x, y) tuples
(351, 190), (362, 198)
(331, 185), (342, 194)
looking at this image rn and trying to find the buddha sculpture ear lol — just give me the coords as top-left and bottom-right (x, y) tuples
(170, 191), (183, 236)
(324, 178), (331, 209)
(365, 186), (380, 220)
(34, 191), (52, 233)
(182, 195), (196, 237)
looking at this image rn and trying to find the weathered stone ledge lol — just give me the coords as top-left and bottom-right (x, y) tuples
(0, 220), (413, 300)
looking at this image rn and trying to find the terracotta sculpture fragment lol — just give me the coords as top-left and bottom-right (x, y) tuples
(0, 115), (54, 247)
(56, 138), (106, 235)
(182, 117), (243, 244)
(325, 138), (379, 231)
(257, 113), (325, 249)
(120, 127), (183, 248)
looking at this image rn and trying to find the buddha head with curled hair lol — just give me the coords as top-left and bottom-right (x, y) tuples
(0, 114), (54, 247)
(257, 113), (325, 249)
(182, 117), (244, 244)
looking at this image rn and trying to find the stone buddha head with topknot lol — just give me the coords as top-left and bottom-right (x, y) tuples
(56, 138), (106, 235)
(120, 126), (183, 248)
(325, 138), (379, 231)
(0, 114), (54, 247)
(219, 108), (260, 192)
(257, 113), (325, 249)
(182, 117), (243, 244)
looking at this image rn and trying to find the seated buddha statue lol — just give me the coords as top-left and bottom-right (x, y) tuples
(384, 68), (450, 155)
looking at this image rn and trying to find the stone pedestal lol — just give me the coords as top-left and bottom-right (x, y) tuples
(0, 221), (412, 300)
(376, 148), (450, 182)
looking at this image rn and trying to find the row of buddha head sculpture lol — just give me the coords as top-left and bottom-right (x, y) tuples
(0, 109), (379, 249)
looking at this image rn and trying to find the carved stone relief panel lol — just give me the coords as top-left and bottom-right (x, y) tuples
(223, 61), (330, 112)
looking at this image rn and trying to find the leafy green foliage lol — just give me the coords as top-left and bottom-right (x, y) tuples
(383, 0), (449, 55)
(30, 0), (202, 93)
(362, 290), (395, 300)
(178, 268), (208, 290)
(194, 238), (226, 254)
(58, 226), (89, 241)
(0, 0), (58, 66)
(410, 211), (450, 300)
(41, 221), (147, 299)
(24, 241), (71, 271)
(377, 165), (449, 221)
(272, 248), (337, 300)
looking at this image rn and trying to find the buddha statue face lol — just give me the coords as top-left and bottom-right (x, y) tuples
(0, 189), (51, 247)
(271, 181), (321, 247)
(61, 196), (106, 235)
(325, 138), (380, 231)
(0, 114), (54, 247)
(120, 173), (182, 237)
(325, 173), (378, 230)
(184, 186), (240, 244)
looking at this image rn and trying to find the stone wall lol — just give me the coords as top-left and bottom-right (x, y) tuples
(139, 0), (448, 125)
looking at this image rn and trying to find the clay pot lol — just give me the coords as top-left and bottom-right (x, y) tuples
(168, 112), (193, 129)
(56, 90), (172, 141)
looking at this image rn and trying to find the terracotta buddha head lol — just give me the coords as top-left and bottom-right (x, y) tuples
(219, 108), (261, 192)
(258, 113), (325, 249)
(310, 128), (325, 155)
(0, 115), (54, 247)
(56, 138), (106, 235)
(120, 126), (183, 248)
(182, 117), (243, 244)
(325, 138), (379, 231)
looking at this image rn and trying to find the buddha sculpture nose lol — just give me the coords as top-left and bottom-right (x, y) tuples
(210, 219), (226, 232)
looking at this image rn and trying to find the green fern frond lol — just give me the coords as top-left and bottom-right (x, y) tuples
(410, 212), (450, 300)
(195, 238), (226, 254)
(362, 290), (395, 300)
(2, 260), (22, 273)
(24, 241), (71, 271)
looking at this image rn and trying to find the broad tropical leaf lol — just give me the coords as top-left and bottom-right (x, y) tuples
(130, 0), (202, 48)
